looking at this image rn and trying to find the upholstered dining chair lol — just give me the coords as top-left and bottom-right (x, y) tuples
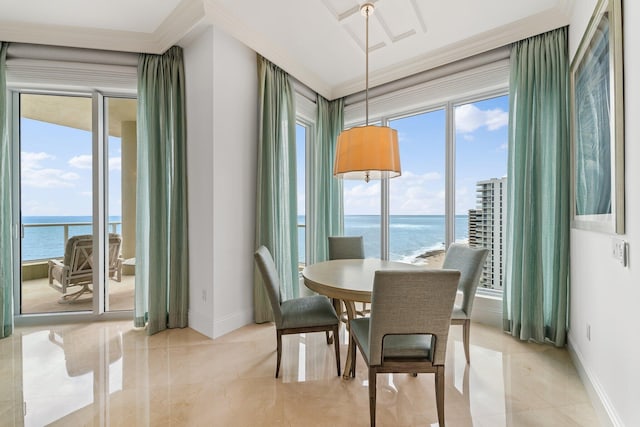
(328, 236), (364, 260)
(442, 243), (489, 364)
(328, 236), (367, 317)
(349, 270), (460, 427)
(48, 233), (123, 303)
(254, 245), (341, 378)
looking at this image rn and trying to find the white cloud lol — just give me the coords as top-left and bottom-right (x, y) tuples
(455, 104), (508, 134)
(390, 171), (444, 214)
(68, 154), (92, 169)
(343, 170), (447, 215)
(343, 181), (381, 215)
(21, 151), (54, 169)
(21, 168), (80, 188)
(68, 155), (121, 170)
(21, 151), (80, 188)
(109, 157), (121, 171)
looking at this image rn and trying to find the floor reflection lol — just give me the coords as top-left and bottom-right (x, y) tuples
(0, 320), (601, 426)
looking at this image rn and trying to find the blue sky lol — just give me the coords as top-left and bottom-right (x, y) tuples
(297, 94), (509, 216)
(23, 94), (507, 218)
(20, 118), (122, 217)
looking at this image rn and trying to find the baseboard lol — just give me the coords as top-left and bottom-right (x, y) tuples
(188, 309), (214, 338)
(567, 336), (621, 427)
(212, 308), (253, 339)
(467, 292), (502, 329)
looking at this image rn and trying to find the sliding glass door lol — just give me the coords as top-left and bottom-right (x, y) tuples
(17, 92), (136, 315)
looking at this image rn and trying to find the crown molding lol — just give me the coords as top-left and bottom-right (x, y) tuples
(0, 0), (206, 54)
(0, 21), (157, 53)
(153, 0), (207, 52)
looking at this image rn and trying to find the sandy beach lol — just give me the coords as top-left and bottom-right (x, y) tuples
(414, 248), (445, 268)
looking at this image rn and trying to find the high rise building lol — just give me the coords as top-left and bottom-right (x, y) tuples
(468, 177), (507, 290)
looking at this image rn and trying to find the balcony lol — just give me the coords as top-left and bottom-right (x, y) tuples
(21, 221), (134, 314)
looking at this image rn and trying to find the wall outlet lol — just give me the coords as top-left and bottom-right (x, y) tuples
(612, 238), (628, 267)
(586, 324), (591, 341)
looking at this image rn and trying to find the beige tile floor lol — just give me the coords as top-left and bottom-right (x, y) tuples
(0, 320), (601, 426)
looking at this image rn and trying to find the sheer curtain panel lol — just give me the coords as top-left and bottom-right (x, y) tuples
(504, 27), (570, 346)
(254, 56), (298, 323)
(0, 42), (14, 338)
(135, 46), (189, 335)
(307, 95), (344, 264)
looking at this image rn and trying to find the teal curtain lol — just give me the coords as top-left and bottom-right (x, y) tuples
(504, 27), (570, 346)
(136, 46), (189, 335)
(0, 42), (13, 339)
(307, 95), (344, 264)
(254, 56), (298, 323)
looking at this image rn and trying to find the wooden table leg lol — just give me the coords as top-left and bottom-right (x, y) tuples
(342, 299), (357, 380)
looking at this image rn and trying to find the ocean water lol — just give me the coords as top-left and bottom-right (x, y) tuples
(298, 215), (469, 263)
(22, 216), (122, 261)
(23, 215), (469, 264)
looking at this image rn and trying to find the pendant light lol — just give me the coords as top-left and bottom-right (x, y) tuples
(333, 3), (401, 183)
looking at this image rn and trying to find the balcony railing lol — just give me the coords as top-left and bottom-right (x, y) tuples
(22, 221), (121, 262)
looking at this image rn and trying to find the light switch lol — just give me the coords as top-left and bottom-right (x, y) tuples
(612, 238), (628, 267)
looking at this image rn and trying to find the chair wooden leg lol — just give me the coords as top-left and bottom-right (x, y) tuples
(350, 333), (357, 377)
(333, 325), (341, 376)
(463, 319), (470, 364)
(276, 330), (283, 378)
(369, 368), (377, 427)
(326, 330), (333, 345)
(435, 366), (445, 427)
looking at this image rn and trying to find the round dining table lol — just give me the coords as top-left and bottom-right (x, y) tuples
(301, 258), (424, 379)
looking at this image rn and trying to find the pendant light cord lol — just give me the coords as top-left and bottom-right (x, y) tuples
(365, 5), (370, 126)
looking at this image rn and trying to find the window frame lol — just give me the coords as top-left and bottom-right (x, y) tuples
(294, 89), (316, 267)
(5, 44), (138, 323)
(343, 58), (510, 296)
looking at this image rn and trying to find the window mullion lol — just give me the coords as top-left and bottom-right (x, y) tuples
(445, 101), (456, 249)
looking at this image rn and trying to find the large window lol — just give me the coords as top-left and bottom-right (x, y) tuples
(455, 96), (509, 291)
(296, 123), (307, 266)
(342, 92), (509, 292)
(388, 109), (446, 266)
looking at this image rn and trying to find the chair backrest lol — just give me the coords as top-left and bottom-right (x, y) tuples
(368, 270), (460, 366)
(254, 246), (283, 327)
(63, 233), (122, 281)
(328, 236), (364, 260)
(442, 244), (488, 316)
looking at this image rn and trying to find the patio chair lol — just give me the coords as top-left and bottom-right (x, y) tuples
(48, 233), (123, 303)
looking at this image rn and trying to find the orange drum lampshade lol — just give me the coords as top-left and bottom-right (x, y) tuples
(333, 125), (401, 182)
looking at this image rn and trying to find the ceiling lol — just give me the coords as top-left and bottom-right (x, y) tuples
(0, 0), (574, 99)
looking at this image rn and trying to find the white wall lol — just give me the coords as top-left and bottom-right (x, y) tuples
(183, 26), (257, 339)
(568, 1), (640, 426)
